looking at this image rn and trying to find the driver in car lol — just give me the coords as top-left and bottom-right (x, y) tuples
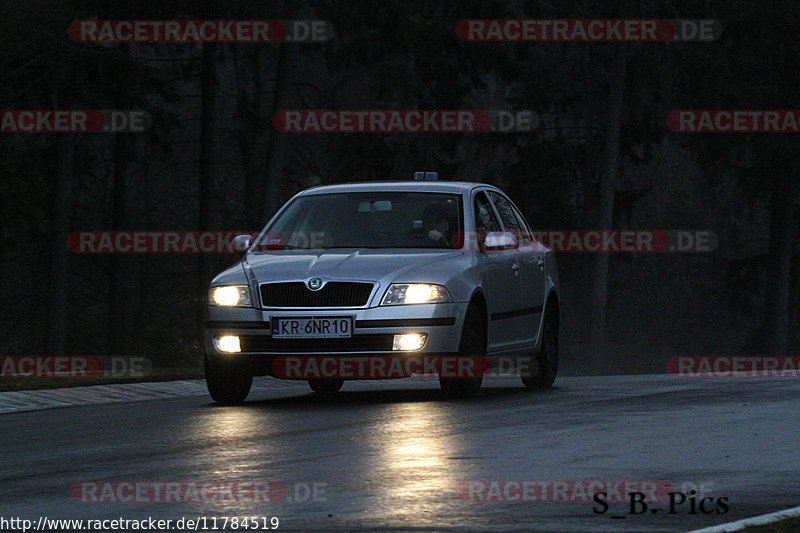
(422, 203), (451, 247)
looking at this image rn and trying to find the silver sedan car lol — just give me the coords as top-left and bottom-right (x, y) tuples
(204, 180), (560, 403)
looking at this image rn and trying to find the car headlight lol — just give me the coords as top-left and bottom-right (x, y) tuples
(381, 284), (451, 305)
(209, 285), (252, 307)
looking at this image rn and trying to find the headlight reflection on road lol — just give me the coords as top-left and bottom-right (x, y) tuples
(190, 409), (280, 480)
(364, 402), (461, 515)
(172, 407), (287, 516)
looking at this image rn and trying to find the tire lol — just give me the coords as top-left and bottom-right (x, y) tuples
(205, 354), (253, 404)
(522, 308), (558, 389)
(440, 303), (485, 397)
(308, 379), (344, 394)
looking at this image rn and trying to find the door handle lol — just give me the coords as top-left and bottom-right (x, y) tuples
(537, 259), (545, 270)
(511, 263), (520, 274)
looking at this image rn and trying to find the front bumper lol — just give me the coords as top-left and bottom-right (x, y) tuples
(204, 303), (467, 368)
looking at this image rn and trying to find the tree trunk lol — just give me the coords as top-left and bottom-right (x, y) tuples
(107, 41), (132, 356)
(587, 49), (627, 372)
(235, 46), (269, 229)
(197, 42), (218, 334)
(107, 131), (129, 356)
(261, 44), (294, 223)
(46, 132), (74, 356)
(761, 156), (794, 355)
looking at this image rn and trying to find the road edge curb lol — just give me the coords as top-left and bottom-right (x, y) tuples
(687, 505), (800, 532)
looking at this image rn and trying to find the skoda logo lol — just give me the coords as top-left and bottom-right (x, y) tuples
(307, 277), (324, 291)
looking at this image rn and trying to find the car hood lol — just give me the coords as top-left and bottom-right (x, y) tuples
(243, 249), (462, 285)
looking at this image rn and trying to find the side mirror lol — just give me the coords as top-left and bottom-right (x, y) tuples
(233, 234), (253, 252)
(482, 231), (518, 251)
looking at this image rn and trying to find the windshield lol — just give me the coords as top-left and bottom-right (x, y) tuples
(255, 192), (464, 250)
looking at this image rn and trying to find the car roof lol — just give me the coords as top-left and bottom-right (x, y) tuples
(297, 181), (502, 196)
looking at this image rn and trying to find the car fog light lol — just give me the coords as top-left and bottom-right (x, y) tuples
(393, 333), (427, 351)
(216, 335), (241, 353)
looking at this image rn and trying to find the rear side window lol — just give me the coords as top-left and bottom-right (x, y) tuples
(488, 191), (532, 243)
(487, 192), (520, 232)
(511, 205), (533, 243)
(474, 192), (501, 232)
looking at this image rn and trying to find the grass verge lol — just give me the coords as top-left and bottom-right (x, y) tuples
(0, 366), (204, 392)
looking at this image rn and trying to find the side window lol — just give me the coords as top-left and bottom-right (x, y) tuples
(474, 192), (501, 232)
(511, 205), (533, 244)
(487, 191), (521, 234)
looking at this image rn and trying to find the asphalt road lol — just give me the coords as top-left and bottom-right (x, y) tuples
(1, 374), (799, 532)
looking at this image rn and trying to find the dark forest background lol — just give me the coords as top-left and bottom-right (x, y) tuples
(1, 0), (798, 375)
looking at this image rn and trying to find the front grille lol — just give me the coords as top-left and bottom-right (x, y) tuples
(260, 282), (374, 307)
(238, 334), (394, 353)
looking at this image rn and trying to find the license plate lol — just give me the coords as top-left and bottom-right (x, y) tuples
(271, 316), (353, 339)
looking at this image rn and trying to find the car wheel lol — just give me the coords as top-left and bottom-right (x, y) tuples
(308, 379), (344, 394)
(205, 354), (253, 404)
(440, 303), (485, 397)
(522, 308), (558, 389)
